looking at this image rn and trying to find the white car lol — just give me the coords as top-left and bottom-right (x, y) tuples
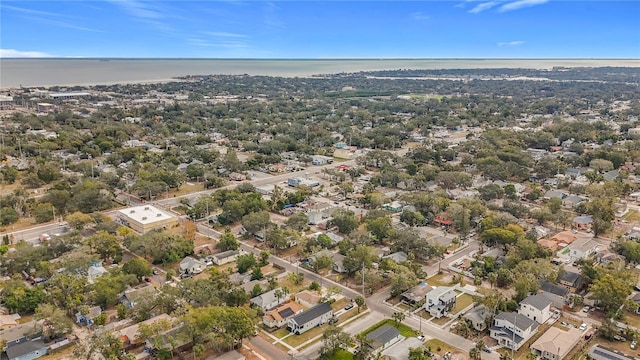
(579, 323), (588, 331)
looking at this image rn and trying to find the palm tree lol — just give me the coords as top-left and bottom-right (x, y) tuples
(392, 311), (406, 326)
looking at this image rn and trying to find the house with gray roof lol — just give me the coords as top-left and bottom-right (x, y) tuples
(558, 269), (583, 292)
(179, 256), (207, 275)
(401, 283), (433, 304)
(544, 190), (566, 200)
(250, 288), (286, 311)
(519, 294), (552, 324)
(4, 338), (48, 360)
(287, 303), (333, 335)
(425, 286), (457, 318)
(463, 305), (491, 331)
(383, 251), (408, 263)
(539, 281), (571, 308)
(490, 312), (539, 351)
(588, 345), (636, 360)
(365, 325), (403, 352)
(211, 250), (242, 266)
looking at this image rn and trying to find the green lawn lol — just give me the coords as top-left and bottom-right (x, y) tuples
(328, 349), (355, 360)
(362, 319), (418, 338)
(426, 273), (449, 287)
(431, 316), (450, 326)
(272, 328), (290, 339)
(284, 324), (328, 348)
(622, 312), (640, 329)
(451, 294), (474, 315)
(424, 339), (457, 355)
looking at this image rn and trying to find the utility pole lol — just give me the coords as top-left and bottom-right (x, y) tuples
(362, 262), (365, 296)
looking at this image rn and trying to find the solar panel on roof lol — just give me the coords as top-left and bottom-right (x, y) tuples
(279, 308), (295, 318)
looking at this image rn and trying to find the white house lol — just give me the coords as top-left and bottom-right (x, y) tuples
(425, 286), (457, 318)
(490, 312), (539, 351)
(87, 262), (108, 284)
(211, 250), (243, 266)
(519, 294), (552, 324)
(365, 325), (403, 352)
(531, 326), (582, 360)
(179, 256), (206, 275)
(250, 288), (287, 311)
(287, 303), (333, 335)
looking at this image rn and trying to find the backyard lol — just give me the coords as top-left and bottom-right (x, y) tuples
(450, 294), (474, 315)
(362, 319), (418, 338)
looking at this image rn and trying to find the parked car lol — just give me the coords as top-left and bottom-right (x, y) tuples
(579, 323), (588, 331)
(630, 340), (637, 349)
(614, 335), (626, 342)
(417, 335), (425, 341)
(344, 304), (354, 311)
(152, 268), (159, 275)
(582, 306), (590, 312)
(482, 346), (491, 353)
(561, 321), (568, 327)
(328, 317), (338, 324)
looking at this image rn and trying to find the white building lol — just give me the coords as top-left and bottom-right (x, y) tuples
(490, 312), (539, 351)
(519, 294), (552, 324)
(116, 205), (179, 234)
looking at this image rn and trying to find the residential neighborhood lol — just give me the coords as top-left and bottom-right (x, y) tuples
(0, 67), (640, 360)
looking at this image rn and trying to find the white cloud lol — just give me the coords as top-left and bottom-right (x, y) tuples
(2, 4), (66, 17)
(498, 40), (525, 46)
(0, 49), (54, 58)
(108, 0), (163, 19)
(412, 12), (430, 20)
(498, 0), (548, 12)
(468, 1), (500, 13)
(203, 32), (247, 38)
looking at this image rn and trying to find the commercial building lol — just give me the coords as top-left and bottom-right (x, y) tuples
(116, 205), (179, 234)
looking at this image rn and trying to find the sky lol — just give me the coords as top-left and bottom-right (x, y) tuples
(1, 0), (639, 58)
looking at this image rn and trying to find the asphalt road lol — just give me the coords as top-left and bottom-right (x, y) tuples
(0, 222), (69, 245)
(246, 335), (288, 360)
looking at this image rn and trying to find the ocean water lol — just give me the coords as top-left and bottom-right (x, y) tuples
(1, 58), (638, 88)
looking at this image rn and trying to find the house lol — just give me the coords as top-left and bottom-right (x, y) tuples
(263, 302), (305, 328)
(120, 284), (156, 308)
(74, 306), (102, 325)
(179, 256), (207, 275)
(0, 321), (41, 348)
(630, 293), (640, 314)
(250, 288), (287, 311)
(211, 250), (242, 266)
(382, 202), (404, 213)
(0, 315), (18, 330)
(383, 251), (408, 263)
(490, 312), (539, 351)
(519, 294), (552, 324)
(557, 270), (583, 292)
(4, 338), (48, 360)
(287, 303), (333, 335)
(311, 155), (333, 165)
(566, 238), (600, 260)
(539, 281), (571, 308)
(294, 290), (321, 308)
(365, 325), (403, 352)
(463, 305), (491, 331)
(544, 190), (566, 200)
(531, 326), (582, 360)
(425, 286), (457, 318)
(562, 195), (584, 209)
(603, 170), (620, 181)
(401, 283), (433, 304)
(229, 172), (247, 181)
(311, 249), (346, 273)
(114, 314), (173, 346)
(87, 262), (108, 284)
(573, 215), (593, 230)
(588, 345), (636, 360)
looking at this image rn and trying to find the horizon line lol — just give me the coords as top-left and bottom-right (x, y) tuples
(2, 57), (639, 61)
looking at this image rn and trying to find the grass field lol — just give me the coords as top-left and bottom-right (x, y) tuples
(362, 319), (418, 338)
(426, 273), (449, 287)
(284, 324), (327, 347)
(431, 316), (450, 326)
(328, 349), (355, 360)
(451, 294), (474, 315)
(272, 328), (290, 339)
(424, 339), (457, 355)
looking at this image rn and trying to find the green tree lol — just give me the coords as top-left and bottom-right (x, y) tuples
(392, 311), (406, 325)
(366, 216), (393, 242)
(236, 254), (257, 274)
(286, 212), (309, 232)
(65, 211), (94, 230)
(122, 257), (153, 281)
(35, 303), (73, 340)
(319, 325), (354, 359)
(33, 202), (55, 223)
(0, 207), (19, 225)
(217, 231), (240, 251)
(589, 273), (632, 316)
(355, 295), (366, 313)
(88, 231), (122, 261)
(241, 210), (273, 235)
(329, 208), (359, 234)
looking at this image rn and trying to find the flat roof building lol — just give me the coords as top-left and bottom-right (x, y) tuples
(116, 205), (179, 234)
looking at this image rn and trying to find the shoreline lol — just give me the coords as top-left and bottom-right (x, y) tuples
(1, 58), (639, 89)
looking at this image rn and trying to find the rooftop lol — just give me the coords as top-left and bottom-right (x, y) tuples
(117, 205), (176, 224)
(521, 294), (553, 311)
(290, 303), (332, 326)
(531, 326), (582, 359)
(366, 325), (401, 348)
